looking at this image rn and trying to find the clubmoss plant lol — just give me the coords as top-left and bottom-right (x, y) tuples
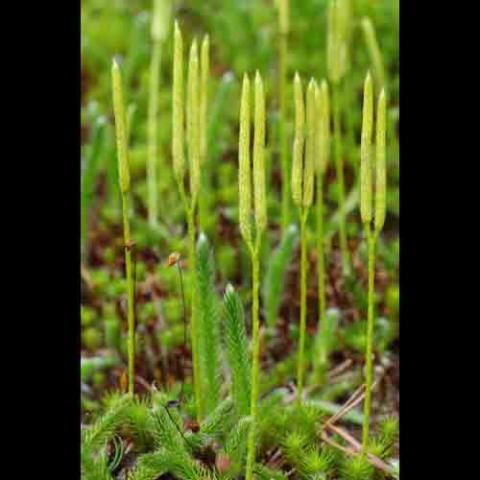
(172, 22), (210, 420)
(314, 80), (330, 383)
(111, 59), (136, 395)
(291, 74), (316, 403)
(276, 0), (290, 232)
(327, 0), (352, 276)
(147, 0), (171, 227)
(238, 72), (267, 480)
(360, 71), (387, 454)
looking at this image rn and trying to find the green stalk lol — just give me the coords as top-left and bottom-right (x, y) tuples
(112, 60), (135, 395)
(187, 206), (202, 420)
(147, 39), (161, 227)
(316, 175), (326, 342)
(332, 83), (350, 276)
(121, 192), (135, 395)
(313, 80), (330, 382)
(245, 247), (260, 480)
(241, 72), (267, 480)
(296, 209), (309, 402)
(278, 16), (289, 232)
(362, 226), (375, 453)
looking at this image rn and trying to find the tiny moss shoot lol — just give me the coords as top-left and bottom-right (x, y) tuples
(111, 59), (135, 395)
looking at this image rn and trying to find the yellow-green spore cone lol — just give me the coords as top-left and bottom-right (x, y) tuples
(253, 72), (267, 237)
(317, 80), (330, 175)
(360, 72), (373, 225)
(303, 78), (316, 208)
(172, 21), (185, 183)
(375, 89), (386, 234)
(238, 74), (252, 246)
(200, 34), (209, 164)
(111, 60), (130, 194)
(187, 39), (200, 203)
(292, 72), (305, 207)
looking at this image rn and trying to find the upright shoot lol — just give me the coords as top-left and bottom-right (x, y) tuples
(238, 72), (267, 480)
(111, 60), (135, 395)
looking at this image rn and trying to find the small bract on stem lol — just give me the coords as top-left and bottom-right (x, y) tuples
(360, 70), (387, 455)
(239, 72), (267, 480)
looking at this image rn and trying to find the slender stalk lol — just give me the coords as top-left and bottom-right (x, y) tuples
(279, 32), (289, 232)
(147, 40), (161, 227)
(362, 226), (375, 453)
(112, 60), (135, 395)
(121, 192), (135, 395)
(245, 247), (260, 480)
(241, 72), (267, 480)
(187, 206), (202, 420)
(296, 209), (309, 402)
(332, 83), (350, 276)
(316, 175), (326, 341)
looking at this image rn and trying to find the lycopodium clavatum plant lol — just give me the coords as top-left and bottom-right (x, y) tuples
(147, 0), (171, 227)
(359, 71), (387, 454)
(276, 0), (290, 232)
(327, 0), (352, 277)
(291, 74), (315, 403)
(111, 59), (136, 395)
(238, 72), (267, 480)
(172, 21), (210, 421)
(314, 79), (331, 384)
